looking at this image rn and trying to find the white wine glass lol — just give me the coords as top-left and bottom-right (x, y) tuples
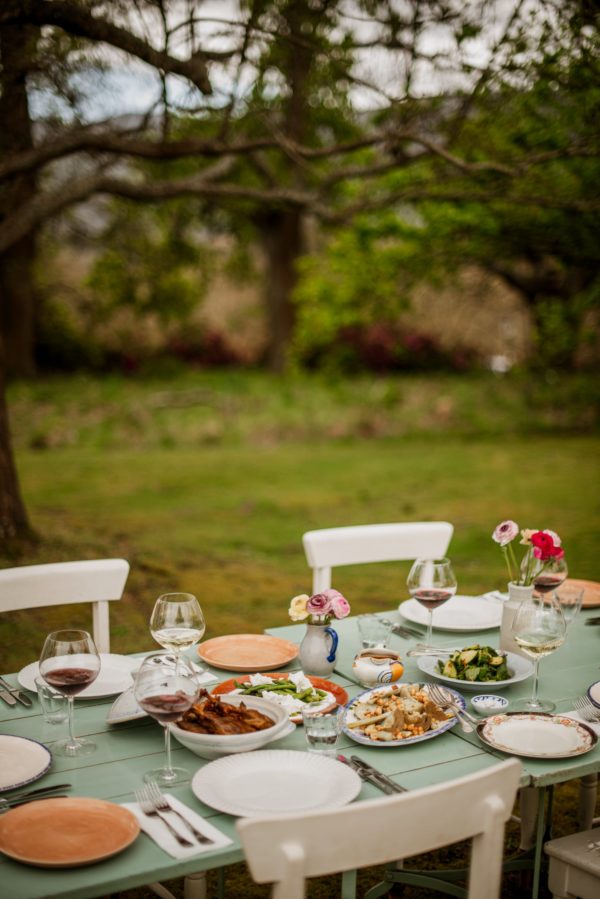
(511, 594), (566, 712)
(133, 653), (200, 786)
(406, 558), (457, 648)
(39, 629), (101, 757)
(150, 592), (206, 671)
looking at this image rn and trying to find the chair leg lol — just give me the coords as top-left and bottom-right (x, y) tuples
(577, 774), (598, 831)
(519, 787), (539, 851)
(184, 871), (208, 899)
(148, 885), (177, 899)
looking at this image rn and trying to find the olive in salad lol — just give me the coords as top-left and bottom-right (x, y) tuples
(437, 645), (510, 682)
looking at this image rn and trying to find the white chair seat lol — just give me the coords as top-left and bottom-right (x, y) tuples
(545, 826), (600, 899)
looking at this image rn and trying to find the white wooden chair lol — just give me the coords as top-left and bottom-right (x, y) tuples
(303, 521), (454, 593)
(237, 757), (522, 899)
(0, 559), (130, 652)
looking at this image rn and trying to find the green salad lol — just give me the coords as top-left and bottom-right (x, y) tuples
(437, 645), (510, 682)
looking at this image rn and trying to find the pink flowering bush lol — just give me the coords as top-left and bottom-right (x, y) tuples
(492, 520), (565, 586)
(288, 589), (351, 625)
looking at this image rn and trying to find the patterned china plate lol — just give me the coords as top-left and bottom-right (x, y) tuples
(476, 712), (597, 759)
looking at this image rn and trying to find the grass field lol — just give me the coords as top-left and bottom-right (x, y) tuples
(2, 369), (599, 897)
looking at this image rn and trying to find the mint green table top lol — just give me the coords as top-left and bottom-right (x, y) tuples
(1, 608), (597, 899)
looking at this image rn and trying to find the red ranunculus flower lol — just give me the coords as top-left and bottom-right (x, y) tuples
(531, 530), (560, 561)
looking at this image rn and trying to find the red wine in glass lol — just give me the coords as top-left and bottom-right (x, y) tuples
(533, 576), (564, 595)
(44, 667), (99, 696)
(407, 558), (457, 648)
(39, 629), (101, 757)
(138, 692), (193, 724)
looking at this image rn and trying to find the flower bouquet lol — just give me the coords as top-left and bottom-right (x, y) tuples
(492, 521), (566, 587)
(288, 589), (350, 625)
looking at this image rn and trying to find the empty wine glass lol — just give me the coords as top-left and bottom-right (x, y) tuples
(133, 653), (200, 786)
(554, 584), (583, 629)
(406, 558), (457, 648)
(511, 594), (566, 712)
(150, 593), (206, 672)
(39, 629), (101, 757)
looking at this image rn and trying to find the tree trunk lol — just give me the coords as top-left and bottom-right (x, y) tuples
(0, 335), (33, 542)
(261, 208), (305, 372)
(0, 20), (38, 378)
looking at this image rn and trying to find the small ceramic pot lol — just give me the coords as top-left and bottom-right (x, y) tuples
(352, 648), (404, 688)
(471, 694), (509, 715)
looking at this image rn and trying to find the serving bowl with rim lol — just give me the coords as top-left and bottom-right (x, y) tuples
(169, 693), (295, 759)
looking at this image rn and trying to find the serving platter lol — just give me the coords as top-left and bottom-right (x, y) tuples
(416, 652), (533, 692)
(198, 634), (299, 672)
(0, 798), (139, 867)
(212, 672), (347, 722)
(343, 683), (465, 748)
(476, 712), (597, 759)
(191, 749), (361, 816)
(399, 595), (503, 632)
(0, 735), (52, 792)
(543, 578), (600, 609)
(18, 654), (139, 700)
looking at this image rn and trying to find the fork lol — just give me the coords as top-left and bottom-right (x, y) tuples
(426, 683), (479, 732)
(573, 695), (600, 723)
(145, 781), (213, 845)
(135, 787), (194, 847)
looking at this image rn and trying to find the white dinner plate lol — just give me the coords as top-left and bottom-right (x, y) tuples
(399, 595), (503, 632)
(0, 734), (52, 792)
(417, 652), (534, 692)
(588, 680), (600, 709)
(191, 749), (361, 817)
(476, 713), (597, 759)
(18, 654), (139, 700)
(106, 688), (147, 724)
(343, 683), (464, 748)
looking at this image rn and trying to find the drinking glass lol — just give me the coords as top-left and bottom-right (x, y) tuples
(357, 615), (393, 649)
(34, 675), (68, 725)
(301, 706), (343, 757)
(554, 584), (583, 628)
(39, 629), (101, 756)
(511, 594), (566, 712)
(133, 653), (200, 786)
(406, 558), (457, 648)
(150, 593), (206, 671)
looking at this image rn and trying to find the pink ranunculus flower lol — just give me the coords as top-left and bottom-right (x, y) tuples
(492, 520), (519, 546)
(306, 592), (334, 617)
(327, 589), (350, 619)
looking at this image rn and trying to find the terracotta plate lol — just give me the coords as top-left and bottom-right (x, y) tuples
(542, 578), (600, 609)
(198, 635), (299, 672)
(0, 798), (140, 867)
(212, 673), (348, 722)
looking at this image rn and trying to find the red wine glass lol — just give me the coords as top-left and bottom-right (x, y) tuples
(532, 556), (568, 600)
(407, 558), (457, 648)
(133, 653), (200, 787)
(39, 629), (101, 757)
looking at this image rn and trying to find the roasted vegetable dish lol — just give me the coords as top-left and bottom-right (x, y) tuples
(347, 683), (452, 742)
(437, 645), (510, 682)
(178, 691), (275, 735)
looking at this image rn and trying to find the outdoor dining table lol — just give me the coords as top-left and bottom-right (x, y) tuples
(0, 604), (598, 899)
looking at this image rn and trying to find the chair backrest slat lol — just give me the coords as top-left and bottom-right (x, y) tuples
(0, 559), (130, 653)
(303, 522), (453, 592)
(238, 758), (521, 899)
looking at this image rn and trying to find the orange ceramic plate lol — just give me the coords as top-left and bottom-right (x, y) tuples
(212, 673), (348, 721)
(543, 578), (600, 609)
(0, 797), (139, 868)
(198, 634), (299, 672)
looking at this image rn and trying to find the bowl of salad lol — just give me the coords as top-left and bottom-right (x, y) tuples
(416, 644), (534, 691)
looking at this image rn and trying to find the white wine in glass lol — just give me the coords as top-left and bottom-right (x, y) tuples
(150, 593), (206, 670)
(511, 594), (566, 712)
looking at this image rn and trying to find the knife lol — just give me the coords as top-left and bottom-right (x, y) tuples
(343, 755), (408, 794)
(337, 754), (394, 792)
(0, 690), (17, 707)
(0, 676), (33, 708)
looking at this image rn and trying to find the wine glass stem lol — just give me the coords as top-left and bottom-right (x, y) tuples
(163, 725), (174, 776)
(66, 695), (77, 748)
(530, 657), (541, 706)
(426, 610), (433, 646)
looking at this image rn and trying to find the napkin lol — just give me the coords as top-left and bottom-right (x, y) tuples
(562, 710), (600, 736)
(122, 795), (232, 859)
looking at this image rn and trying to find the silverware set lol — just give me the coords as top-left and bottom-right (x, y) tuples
(0, 676), (33, 708)
(584, 617), (600, 626)
(337, 754), (407, 794)
(426, 683), (479, 734)
(135, 782), (213, 846)
(0, 782), (71, 812)
(573, 695), (600, 723)
(392, 623), (425, 640)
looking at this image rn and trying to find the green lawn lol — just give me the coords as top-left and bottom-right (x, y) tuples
(2, 371), (598, 898)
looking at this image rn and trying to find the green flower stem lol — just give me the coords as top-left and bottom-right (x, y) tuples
(502, 545), (515, 582)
